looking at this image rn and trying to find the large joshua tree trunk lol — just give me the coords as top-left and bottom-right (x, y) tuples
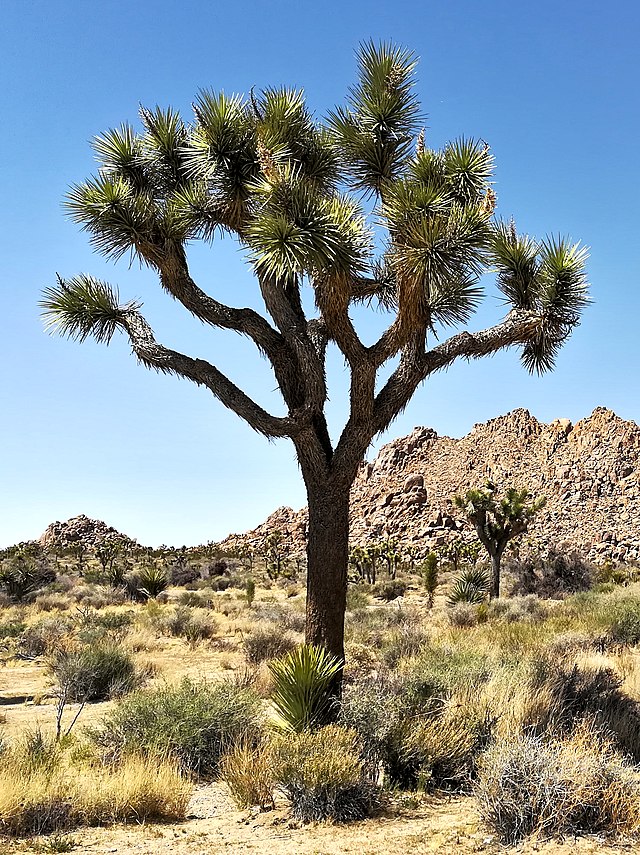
(304, 482), (350, 662)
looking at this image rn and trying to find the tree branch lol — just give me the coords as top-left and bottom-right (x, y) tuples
(373, 309), (540, 434)
(121, 310), (304, 438)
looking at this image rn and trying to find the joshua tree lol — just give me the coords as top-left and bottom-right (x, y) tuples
(41, 43), (589, 669)
(454, 484), (546, 598)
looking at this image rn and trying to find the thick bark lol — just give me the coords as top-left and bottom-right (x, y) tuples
(490, 552), (501, 600)
(305, 484), (350, 664)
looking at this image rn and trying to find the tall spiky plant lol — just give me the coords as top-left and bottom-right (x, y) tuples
(454, 484), (546, 598)
(42, 42), (589, 686)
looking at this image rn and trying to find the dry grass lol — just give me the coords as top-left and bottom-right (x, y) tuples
(220, 739), (275, 809)
(0, 747), (192, 836)
(476, 723), (640, 843)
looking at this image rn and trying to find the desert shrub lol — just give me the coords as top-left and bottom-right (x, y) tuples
(269, 645), (343, 732)
(243, 624), (297, 664)
(373, 579), (407, 601)
(209, 576), (232, 592)
(176, 590), (212, 607)
(509, 548), (594, 598)
(448, 567), (490, 605)
(402, 706), (495, 792)
(523, 656), (640, 760)
(34, 593), (72, 612)
(252, 603), (306, 633)
(70, 585), (126, 608)
(51, 645), (139, 702)
(487, 594), (548, 623)
(89, 678), (262, 778)
(0, 749), (191, 836)
(608, 602), (640, 646)
(475, 726), (640, 843)
(76, 609), (135, 646)
(18, 619), (73, 658)
(272, 725), (381, 822)
(381, 625), (429, 669)
(346, 585), (370, 611)
(0, 618), (26, 639)
(220, 739), (275, 809)
(341, 648), (492, 788)
(447, 602), (480, 627)
(158, 605), (217, 643)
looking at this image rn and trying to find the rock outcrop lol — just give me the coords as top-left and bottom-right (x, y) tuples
(219, 407), (640, 565)
(38, 514), (136, 551)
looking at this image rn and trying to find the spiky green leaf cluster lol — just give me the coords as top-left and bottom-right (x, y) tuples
(448, 567), (490, 605)
(492, 225), (590, 372)
(40, 275), (138, 344)
(328, 41), (421, 194)
(268, 644), (342, 732)
(247, 166), (371, 280)
(380, 138), (494, 329)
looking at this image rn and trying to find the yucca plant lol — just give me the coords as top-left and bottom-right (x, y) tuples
(268, 644), (343, 732)
(448, 567), (491, 605)
(125, 563), (169, 601)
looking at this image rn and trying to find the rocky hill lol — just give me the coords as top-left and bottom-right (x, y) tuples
(220, 407), (640, 565)
(38, 514), (137, 551)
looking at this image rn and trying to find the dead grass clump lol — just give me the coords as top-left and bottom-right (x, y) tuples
(475, 724), (640, 843)
(272, 725), (381, 823)
(447, 602), (479, 628)
(403, 705), (495, 792)
(0, 748), (191, 836)
(487, 595), (548, 623)
(33, 593), (72, 613)
(243, 624), (297, 664)
(18, 618), (73, 658)
(220, 739), (275, 810)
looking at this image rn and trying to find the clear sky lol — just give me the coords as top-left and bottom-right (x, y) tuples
(1, 0), (639, 548)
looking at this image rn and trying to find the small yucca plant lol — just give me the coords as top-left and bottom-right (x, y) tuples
(448, 567), (491, 605)
(268, 644), (342, 732)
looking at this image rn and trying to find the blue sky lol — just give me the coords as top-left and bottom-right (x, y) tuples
(1, 0), (638, 548)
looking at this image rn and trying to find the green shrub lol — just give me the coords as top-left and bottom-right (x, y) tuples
(373, 579), (407, 601)
(51, 645), (139, 702)
(89, 678), (262, 779)
(346, 585), (370, 611)
(269, 645), (342, 732)
(0, 619), (26, 639)
(475, 727), (640, 843)
(243, 624), (297, 665)
(272, 725), (380, 822)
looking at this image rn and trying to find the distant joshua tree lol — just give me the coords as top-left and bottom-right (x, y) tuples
(454, 484), (546, 598)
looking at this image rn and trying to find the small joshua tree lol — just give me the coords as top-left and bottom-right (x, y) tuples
(454, 484), (545, 599)
(421, 551), (439, 607)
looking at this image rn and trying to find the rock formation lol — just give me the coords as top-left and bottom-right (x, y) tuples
(38, 514), (136, 551)
(220, 407), (640, 565)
